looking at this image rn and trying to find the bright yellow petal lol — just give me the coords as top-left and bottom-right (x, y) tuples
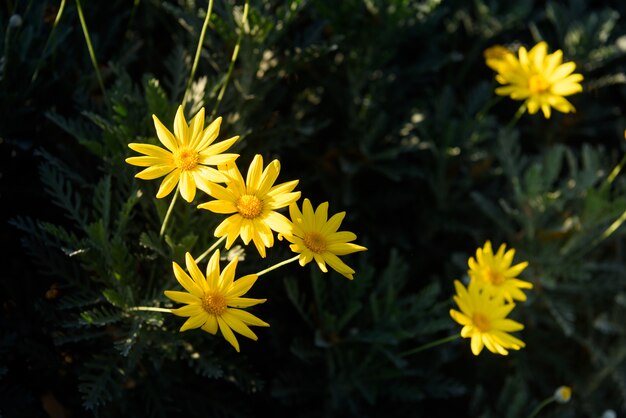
(227, 297), (267, 308)
(193, 116), (222, 150)
(471, 333), (484, 355)
(179, 171), (196, 202)
(125, 156), (169, 167)
(185, 252), (209, 292)
(174, 105), (189, 146)
(201, 315), (218, 334)
(135, 164), (175, 180)
(205, 249), (222, 289)
(152, 114), (178, 152)
(128, 143), (172, 159)
(228, 308), (270, 327)
(221, 311), (259, 340)
(164, 290), (201, 305)
(156, 169), (181, 198)
(172, 262), (203, 297)
(172, 304), (204, 318)
(217, 316), (240, 352)
(321, 212), (346, 235)
(198, 200), (237, 214)
(179, 312), (209, 331)
(246, 155), (265, 192)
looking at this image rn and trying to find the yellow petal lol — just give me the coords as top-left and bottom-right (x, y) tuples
(227, 297), (266, 308)
(193, 116), (222, 150)
(179, 312), (209, 331)
(228, 308), (270, 327)
(125, 156), (168, 167)
(201, 315), (218, 334)
(221, 311), (259, 340)
(179, 171), (196, 202)
(246, 155), (265, 192)
(174, 105), (189, 146)
(156, 169), (181, 198)
(128, 143), (172, 159)
(152, 114), (178, 152)
(321, 211), (346, 235)
(164, 290), (201, 305)
(217, 316), (240, 352)
(172, 261), (203, 297)
(135, 164), (175, 180)
(185, 252), (208, 292)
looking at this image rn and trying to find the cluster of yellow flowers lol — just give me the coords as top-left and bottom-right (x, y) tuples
(450, 241), (532, 356)
(448, 40), (584, 357)
(126, 106), (367, 351)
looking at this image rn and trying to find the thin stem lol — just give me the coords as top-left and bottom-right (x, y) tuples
(129, 306), (172, 313)
(256, 254), (300, 277)
(32, 0), (67, 82)
(505, 103), (527, 132)
(604, 152), (626, 188)
(183, 0), (214, 107)
(159, 185), (179, 237)
(194, 235), (227, 264)
(210, 0), (249, 119)
(527, 397), (555, 418)
(75, 0), (108, 103)
(400, 334), (460, 357)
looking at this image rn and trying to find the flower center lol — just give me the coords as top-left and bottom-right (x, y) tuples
(303, 232), (327, 253)
(472, 313), (491, 332)
(174, 149), (199, 171)
(202, 291), (227, 315)
(486, 269), (505, 285)
(528, 74), (550, 93)
(236, 194), (263, 219)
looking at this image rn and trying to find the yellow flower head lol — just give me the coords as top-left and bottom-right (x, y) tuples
(283, 198), (367, 280)
(468, 241), (532, 303)
(449, 279), (526, 356)
(126, 105), (239, 202)
(164, 250), (269, 352)
(488, 41), (583, 118)
(198, 154), (301, 258)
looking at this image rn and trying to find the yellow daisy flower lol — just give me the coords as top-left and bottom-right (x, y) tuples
(468, 241), (532, 303)
(197, 154), (301, 258)
(449, 279), (526, 356)
(488, 41), (583, 118)
(164, 250), (269, 352)
(283, 198), (367, 280)
(126, 105), (239, 202)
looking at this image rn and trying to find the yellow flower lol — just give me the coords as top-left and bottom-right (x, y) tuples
(126, 105), (239, 202)
(449, 280), (526, 356)
(468, 241), (532, 303)
(488, 41), (583, 118)
(164, 250), (269, 352)
(198, 154), (300, 257)
(283, 198), (367, 280)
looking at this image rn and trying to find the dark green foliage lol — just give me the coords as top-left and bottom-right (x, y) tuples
(3, 0), (626, 417)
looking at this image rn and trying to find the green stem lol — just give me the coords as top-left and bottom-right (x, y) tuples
(32, 0), (67, 82)
(505, 103), (527, 132)
(75, 0), (108, 103)
(400, 334), (460, 357)
(183, 0), (214, 107)
(256, 254), (300, 277)
(194, 235), (227, 264)
(604, 152), (626, 188)
(159, 185), (179, 237)
(129, 306), (172, 313)
(527, 397), (555, 418)
(210, 0), (249, 119)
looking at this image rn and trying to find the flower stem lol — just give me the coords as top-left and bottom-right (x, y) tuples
(159, 185), (179, 238)
(75, 0), (108, 104)
(400, 334), (460, 357)
(210, 0), (249, 119)
(194, 235), (227, 264)
(256, 255), (300, 277)
(183, 0), (214, 107)
(32, 0), (67, 82)
(505, 103), (527, 132)
(527, 397), (555, 418)
(129, 306), (172, 313)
